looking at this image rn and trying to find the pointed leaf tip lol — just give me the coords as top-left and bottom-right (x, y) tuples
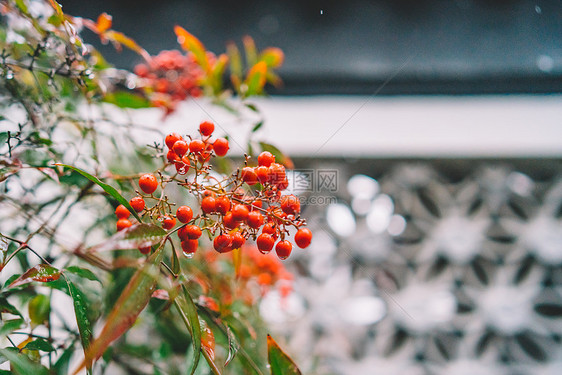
(267, 334), (301, 375)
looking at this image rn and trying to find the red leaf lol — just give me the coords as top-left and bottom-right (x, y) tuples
(8, 264), (61, 288)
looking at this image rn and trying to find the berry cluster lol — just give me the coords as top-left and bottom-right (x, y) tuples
(113, 121), (312, 261)
(134, 50), (207, 109)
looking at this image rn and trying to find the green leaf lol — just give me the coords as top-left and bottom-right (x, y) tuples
(24, 339), (55, 352)
(267, 335), (301, 375)
(244, 103), (259, 113)
(245, 61), (267, 96)
(65, 266), (101, 283)
(258, 47), (284, 68)
(224, 325), (240, 367)
(15, 0), (29, 14)
(258, 142), (294, 169)
(103, 92), (151, 109)
(53, 342), (75, 375)
(3, 274), (21, 289)
(0, 296), (22, 317)
(0, 132), (9, 145)
(171, 242), (180, 275)
(65, 278), (93, 360)
(78, 245), (166, 370)
(174, 286), (202, 375)
(0, 348), (49, 375)
(8, 264), (61, 288)
(89, 223), (166, 252)
(242, 36), (258, 67)
(28, 294), (50, 327)
(251, 121), (264, 133)
(0, 318), (24, 336)
(56, 164), (141, 222)
(208, 54), (229, 94)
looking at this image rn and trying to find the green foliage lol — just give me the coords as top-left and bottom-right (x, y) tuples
(0, 1), (302, 374)
(267, 335), (302, 375)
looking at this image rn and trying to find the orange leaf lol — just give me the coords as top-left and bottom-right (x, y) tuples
(96, 12), (112, 33)
(103, 30), (151, 62)
(174, 25), (208, 71)
(200, 319), (216, 361)
(245, 61), (267, 96)
(259, 47), (284, 68)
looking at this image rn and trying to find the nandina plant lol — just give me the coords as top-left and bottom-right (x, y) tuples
(0, 1), (308, 374)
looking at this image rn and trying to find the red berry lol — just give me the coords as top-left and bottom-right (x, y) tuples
(231, 204), (249, 221)
(172, 140), (189, 157)
(256, 233), (275, 254)
(275, 240), (292, 260)
(203, 190), (215, 198)
(262, 222), (276, 235)
(215, 196), (231, 215)
(241, 167), (258, 185)
(181, 154), (191, 165)
(181, 239), (198, 255)
(115, 204), (130, 219)
(116, 218), (132, 231)
(268, 163), (286, 184)
(223, 212), (238, 229)
(130, 196), (145, 212)
(277, 178), (289, 190)
(295, 228), (312, 248)
(162, 216), (176, 230)
(185, 225), (202, 239)
(175, 162), (189, 175)
(178, 226), (189, 241)
(139, 174), (158, 194)
(167, 150), (180, 163)
(189, 139), (205, 154)
(257, 151), (275, 167)
(255, 166), (269, 184)
(232, 188), (245, 200)
(176, 205), (193, 223)
(213, 234), (233, 253)
(199, 121), (215, 137)
(247, 211), (264, 229)
(213, 138), (229, 157)
(201, 196), (216, 214)
(165, 133), (182, 149)
(250, 200), (263, 210)
(280, 195), (301, 215)
(231, 232), (245, 249)
(139, 246), (151, 255)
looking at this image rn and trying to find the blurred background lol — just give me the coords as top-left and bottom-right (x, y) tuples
(60, 1), (562, 374)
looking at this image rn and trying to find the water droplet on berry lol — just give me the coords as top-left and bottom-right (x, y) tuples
(183, 251), (195, 259)
(259, 248), (271, 255)
(277, 254), (289, 260)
